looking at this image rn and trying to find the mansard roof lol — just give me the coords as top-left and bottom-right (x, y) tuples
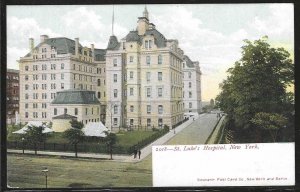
(52, 113), (77, 120)
(25, 37), (81, 57)
(107, 35), (120, 50)
(125, 31), (141, 43)
(94, 49), (106, 61)
(184, 55), (195, 68)
(51, 89), (100, 105)
(123, 28), (167, 48)
(24, 37), (106, 61)
(144, 29), (167, 48)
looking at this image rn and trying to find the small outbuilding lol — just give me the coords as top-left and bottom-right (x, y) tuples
(52, 113), (77, 132)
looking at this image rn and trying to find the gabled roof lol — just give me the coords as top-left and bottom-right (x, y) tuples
(53, 113), (77, 120)
(51, 89), (100, 105)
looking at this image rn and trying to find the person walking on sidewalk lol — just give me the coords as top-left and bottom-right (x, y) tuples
(133, 148), (137, 159)
(138, 150), (141, 159)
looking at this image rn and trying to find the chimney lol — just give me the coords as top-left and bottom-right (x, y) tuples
(40, 35), (49, 43)
(75, 38), (79, 56)
(91, 44), (95, 61)
(29, 38), (34, 52)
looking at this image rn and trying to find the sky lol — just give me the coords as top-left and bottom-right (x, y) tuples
(6, 4), (294, 101)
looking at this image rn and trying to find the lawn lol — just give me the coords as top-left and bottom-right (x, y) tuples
(6, 116), (214, 188)
(7, 153), (152, 188)
(7, 126), (161, 154)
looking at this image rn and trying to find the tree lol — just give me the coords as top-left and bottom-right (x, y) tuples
(216, 36), (294, 142)
(23, 125), (48, 155)
(251, 112), (288, 142)
(103, 131), (117, 160)
(63, 119), (84, 158)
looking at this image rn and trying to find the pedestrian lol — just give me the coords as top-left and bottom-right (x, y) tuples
(138, 150), (141, 159)
(134, 148), (137, 159)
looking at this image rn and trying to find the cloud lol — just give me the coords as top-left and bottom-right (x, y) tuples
(7, 16), (61, 48)
(61, 7), (128, 48)
(7, 16), (61, 69)
(151, 5), (250, 100)
(249, 4), (294, 42)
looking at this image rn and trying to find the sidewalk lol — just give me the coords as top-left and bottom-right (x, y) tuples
(8, 114), (205, 162)
(205, 115), (226, 144)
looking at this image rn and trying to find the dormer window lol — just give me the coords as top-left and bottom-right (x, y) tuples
(145, 40), (148, 49)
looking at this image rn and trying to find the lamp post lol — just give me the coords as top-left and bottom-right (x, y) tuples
(21, 137), (25, 154)
(42, 167), (48, 188)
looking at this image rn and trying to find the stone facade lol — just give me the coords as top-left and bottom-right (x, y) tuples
(6, 69), (20, 124)
(18, 35), (106, 124)
(105, 8), (185, 129)
(183, 55), (202, 114)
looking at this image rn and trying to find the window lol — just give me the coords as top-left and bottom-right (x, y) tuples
(114, 89), (118, 98)
(146, 56), (150, 65)
(25, 66), (29, 71)
(51, 64), (56, 70)
(25, 75), (28, 81)
(130, 105), (134, 112)
(98, 79), (101, 86)
(189, 91), (192, 98)
(158, 55), (162, 64)
(130, 119), (134, 126)
(149, 40), (152, 48)
(114, 118), (118, 125)
(158, 88), (163, 97)
(189, 102), (192, 108)
(146, 72), (151, 82)
(158, 118), (163, 128)
(61, 83), (64, 89)
(130, 71), (133, 79)
(145, 40), (148, 49)
(64, 108), (67, 114)
(188, 72), (191, 78)
(25, 112), (28, 118)
(25, 84), (29, 90)
(147, 88), (151, 97)
(98, 92), (101, 98)
(147, 119), (151, 127)
(86, 108), (88, 115)
(183, 91), (185, 98)
(158, 105), (163, 114)
(113, 58), (117, 66)
(189, 82), (192, 88)
(61, 73), (64, 80)
(54, 108), (57, 115)
(113, 74), (117, 82)
(130, 56), (133, 62)
(51, 74), (56, 80)
(25, 103), (28, 109)
(130, 88), (134, 96)
(114, 105), (118, 114)
(25, 93), (28, 99)
(147, 105), (151, 114)
(158, 72), (162, 81)
(61, 63), (64, 69)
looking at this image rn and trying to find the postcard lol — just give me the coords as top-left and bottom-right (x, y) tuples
(5, 3), (294, 189)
